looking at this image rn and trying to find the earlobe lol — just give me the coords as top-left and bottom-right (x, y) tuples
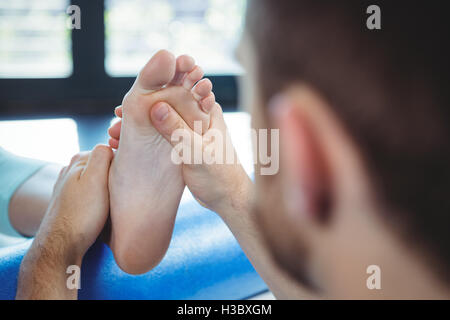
(270, 94), (331, 223)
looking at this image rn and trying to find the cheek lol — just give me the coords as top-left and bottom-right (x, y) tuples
(254, 175), (288, 247)
(254, 175), (317, 290)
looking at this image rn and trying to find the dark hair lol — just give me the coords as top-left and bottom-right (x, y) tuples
(247, 0), (450, 280)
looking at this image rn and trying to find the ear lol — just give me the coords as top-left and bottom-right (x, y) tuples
(270, 91), (331, 224)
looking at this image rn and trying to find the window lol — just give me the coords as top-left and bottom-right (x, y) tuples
(0, 118), (79, 164)
(0, 0), (72, 78)
(0, 0), (243, 116)
(105, 0), (246, 76)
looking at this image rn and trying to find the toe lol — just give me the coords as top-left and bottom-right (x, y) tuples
(69, 151), (89, 167)
(200, 92), (216, 113)
(170, 55), (196, 86)
(135, 49), (176, 93)
(108, 120), (122, 140)
(115, 106), (123, 118)
(183, 65), (204, 90)
(109, 138), (119, 149)
(192, 78), (213, 101)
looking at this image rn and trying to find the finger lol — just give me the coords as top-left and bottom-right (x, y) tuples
(53, 165), (69, 191)
(59, 165), (68, 179)
(83, 145), (114, 181)
(69, 151), (89, 168)
(150, 101), (193, 147)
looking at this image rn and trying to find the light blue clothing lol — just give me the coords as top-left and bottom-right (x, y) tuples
(0, 148), (45, 238)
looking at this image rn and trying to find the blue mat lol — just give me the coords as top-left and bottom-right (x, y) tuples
(0, 199), (267, 299)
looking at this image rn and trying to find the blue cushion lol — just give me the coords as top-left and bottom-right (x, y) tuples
(0, 199), (267, 299)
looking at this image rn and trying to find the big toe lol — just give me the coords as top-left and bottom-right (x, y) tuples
(135, 49), (176, 93)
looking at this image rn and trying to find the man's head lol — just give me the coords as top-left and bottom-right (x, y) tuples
(239, 0), (450, 298)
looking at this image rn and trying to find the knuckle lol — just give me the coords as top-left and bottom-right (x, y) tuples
(69, 153), (82, 166)
(59, 166), (67, 176)
(173, 117), (185, 132)
(70, 153), (80, 162)
(92, 145), (113, 158)
(165, 117), (183, 137)
(214, 102), (223, 113)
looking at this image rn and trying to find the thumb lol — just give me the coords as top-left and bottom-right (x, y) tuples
(150, 101), (193, 148)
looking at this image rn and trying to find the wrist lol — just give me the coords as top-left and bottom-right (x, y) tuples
(38, 202), (90, 264)
(32, 227), (85, 269)
(214, 167), (253, 220)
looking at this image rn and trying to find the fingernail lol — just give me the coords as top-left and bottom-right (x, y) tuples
(154, 103), (169, 121)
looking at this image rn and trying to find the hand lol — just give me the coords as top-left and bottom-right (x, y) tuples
(36, 145), (113, 258)
(163, 103), (252, 215)
(110, 103), (251, 217)
(110, 104), (312, 300)
(16, 145), (113, 300)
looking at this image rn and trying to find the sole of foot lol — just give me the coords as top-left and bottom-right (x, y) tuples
(108, 50), (216, 274)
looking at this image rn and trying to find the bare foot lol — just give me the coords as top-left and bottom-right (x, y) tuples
(108, 50), (215, 274)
